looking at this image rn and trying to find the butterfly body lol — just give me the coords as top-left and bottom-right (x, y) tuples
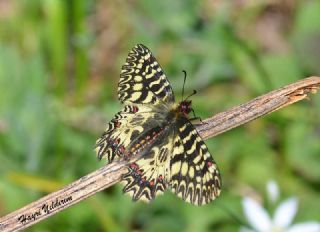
(95, 44), (221, 205)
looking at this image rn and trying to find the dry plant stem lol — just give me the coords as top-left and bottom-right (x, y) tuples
(0, 77), (319, 232)
(197, 76), (320, 140)
(0, 162), (128, 232)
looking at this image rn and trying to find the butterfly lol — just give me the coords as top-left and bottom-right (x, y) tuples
(95, 44), (221, 205)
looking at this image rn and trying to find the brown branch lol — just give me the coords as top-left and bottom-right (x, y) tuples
(1, 77), (319, 232)
(197, 76), (320, 140)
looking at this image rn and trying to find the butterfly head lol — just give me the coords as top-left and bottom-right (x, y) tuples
(178, 100), (192, 117)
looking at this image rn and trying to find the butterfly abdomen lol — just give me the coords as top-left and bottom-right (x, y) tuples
(124, 125), (167, 160)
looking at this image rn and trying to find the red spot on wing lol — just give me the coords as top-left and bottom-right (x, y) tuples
(119, 146), (125, 154)
(132, 106), (139, 113)
(115, 121), (121, 128)
(149, 180), (155, 187)
(129, 163), (139, 170)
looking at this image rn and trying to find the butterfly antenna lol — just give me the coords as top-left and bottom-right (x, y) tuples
(185, 89), (197, 100)
(181, 70), (187, 100)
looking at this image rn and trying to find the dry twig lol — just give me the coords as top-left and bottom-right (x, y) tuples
(0, 77), (319, 232)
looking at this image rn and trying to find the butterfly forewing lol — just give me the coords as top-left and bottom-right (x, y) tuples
(118, 44), (175, 105)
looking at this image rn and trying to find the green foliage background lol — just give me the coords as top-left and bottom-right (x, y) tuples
(0, 1), (319, 231)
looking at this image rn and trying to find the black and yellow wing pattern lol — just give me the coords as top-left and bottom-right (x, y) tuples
(95, 44), (221, 205)
(118, 44), (174, 104)
(170, 118), (221, 205)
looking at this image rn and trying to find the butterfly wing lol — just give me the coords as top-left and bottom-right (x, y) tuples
(122, 126), (174, 202)
(121, 117), (222, 205)
(96, 44), (174, 163)
(118, 44), (175, 105)
(170, 117), (222, 205)
(95, 105), (166, 163)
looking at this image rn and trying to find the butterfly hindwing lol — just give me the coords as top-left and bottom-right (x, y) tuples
(118, 44), (174, 105)
(122, 126), (174, 202)
(95, 105), (164, 163)
(170, 118), (221, 205)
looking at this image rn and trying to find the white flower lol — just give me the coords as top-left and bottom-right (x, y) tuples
(241, 191), (320, 232)
(266, 180), (279, 203)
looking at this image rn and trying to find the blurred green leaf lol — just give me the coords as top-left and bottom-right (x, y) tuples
(0, 1), (319, 232)
(261, 54), (302, 88)
(291, 1), (320, 74)
(285, 120), (320, 180)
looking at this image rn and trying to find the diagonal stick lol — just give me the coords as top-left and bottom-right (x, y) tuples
(0, 77), (319, 232)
